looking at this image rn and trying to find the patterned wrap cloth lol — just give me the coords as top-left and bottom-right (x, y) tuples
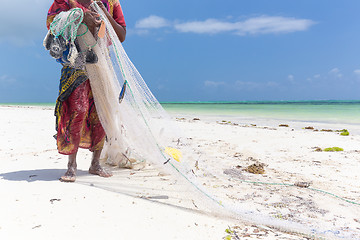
(47, 0), (126, 155)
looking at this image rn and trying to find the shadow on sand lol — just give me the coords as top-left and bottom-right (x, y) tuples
(0, 169), (88, 182)
(0, 167), (213, 216)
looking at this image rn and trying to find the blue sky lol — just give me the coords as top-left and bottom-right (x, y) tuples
(1, 0), (360, 102)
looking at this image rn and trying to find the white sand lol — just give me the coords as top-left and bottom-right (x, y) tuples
(0, 105), (359, 240)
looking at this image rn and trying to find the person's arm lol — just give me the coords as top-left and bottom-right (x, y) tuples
(96, 1), (126, 42)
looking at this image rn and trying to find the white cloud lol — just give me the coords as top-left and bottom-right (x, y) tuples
(236, 16), (315, 35)
(329, 68), (342, 79)
(233, 80), (281, 90)
(204, 80), (226, 87)
(234, 81), (259, 89)
(329, 68), (339, 74)
(306, 74), (321, 82)
(175, 19), (235, 34)
(135, 15), (170, 29)
(266, 81), (279, 87)
(0, 75), (16, 85)
(354, 69), (360, 76)
(288, 74), (294, 82)
(353, 70), (360, 82)
(174, 16), (315, 35)
(134, 15), (316, 36)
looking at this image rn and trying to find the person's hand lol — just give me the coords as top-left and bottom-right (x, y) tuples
(83, 10), (101, 35)
(95, 1), (107, 12)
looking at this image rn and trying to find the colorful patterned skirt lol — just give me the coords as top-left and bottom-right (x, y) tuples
(55, 66), (105, 155)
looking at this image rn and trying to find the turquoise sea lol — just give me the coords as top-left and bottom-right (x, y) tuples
(161, 100), (360, 125)
(2, 100), (360, 125)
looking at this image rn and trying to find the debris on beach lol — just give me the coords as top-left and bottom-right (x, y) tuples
(313, 147), (322, 152)
(262, 126), (277, 130)
(233, 152), (242, 158)
(193, 118), (200, 121)
(320, 129), (333, 132)
(176, 117), (186, 121)
(223, 169), (245, 180)
(50, 198), (61, 204)
(337, 129), (349, 136)
(312, 128), (350, 135)
(313, 146), (344, 152)
(244, 162), (265, 174)
(304, 126), (321, 131)
(195, 160), (199, 170)
(294, 181), (311, 188)
(323, 147), (344, 152)
(279, 124), (289, 127)
(216, 120), (240, 126)
(223, 225), (306, 240)
(218, 120), (232, 125)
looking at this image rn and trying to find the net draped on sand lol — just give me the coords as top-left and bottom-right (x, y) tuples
(44, 4), (360, 239)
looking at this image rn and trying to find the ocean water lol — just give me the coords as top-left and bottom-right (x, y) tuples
(162, 101), (360, 125)
(0, 103), (55, 107)
(2, 101), (360, 125)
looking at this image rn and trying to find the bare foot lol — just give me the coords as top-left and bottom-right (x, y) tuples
(60, 168), (76, 182)
(89, 164), (113, 178)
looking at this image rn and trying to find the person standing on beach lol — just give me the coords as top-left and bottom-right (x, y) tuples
(46, 0), (126, 182)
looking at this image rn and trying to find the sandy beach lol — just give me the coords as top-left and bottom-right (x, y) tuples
(1, 105), (360, 240)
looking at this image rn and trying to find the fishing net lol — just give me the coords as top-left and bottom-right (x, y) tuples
(44, 4), (360, 239)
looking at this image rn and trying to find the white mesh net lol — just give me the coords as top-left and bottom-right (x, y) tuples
(46, 4), (360, 239)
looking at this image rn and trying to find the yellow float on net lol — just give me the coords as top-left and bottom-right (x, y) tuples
(165, 147), (182, 162)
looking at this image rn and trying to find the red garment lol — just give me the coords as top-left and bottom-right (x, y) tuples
(47, 0), (126, 29)
(57, 80), (105, 155)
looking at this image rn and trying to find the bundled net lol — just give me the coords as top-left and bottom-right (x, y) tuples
(44, 4), (360, 239)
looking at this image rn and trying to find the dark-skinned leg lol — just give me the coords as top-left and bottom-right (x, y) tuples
(89, 149), (112, 177)
(60, 153), (77, 182)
